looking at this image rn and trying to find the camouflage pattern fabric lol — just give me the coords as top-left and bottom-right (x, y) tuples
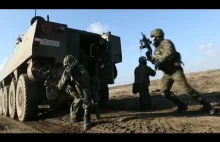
(66, 85), (84, 121)
(153, 39), (200, 98)
(161, 68), (192, 94)
(63, 55), (77, 68)
(151, 38), (215, 114)
(153, 39), (177, 65)
(150, 28), (164, 37)
(70, 97), (84, 121)
(57, 69), (85, 121)
(57, 56), (93, 127)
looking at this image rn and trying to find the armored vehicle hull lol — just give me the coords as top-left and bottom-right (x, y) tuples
(0, 16), (122, 121)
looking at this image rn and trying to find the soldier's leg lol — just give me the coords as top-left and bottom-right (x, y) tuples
(172, 69), (215, 114)
(82, 88), (93, 130)
(92, 91), (100, 119)
(67, 87), (84, 122)
(161, 73), (187, 112)
(139, 87), (152, 110)
(70, 98), (84, 122)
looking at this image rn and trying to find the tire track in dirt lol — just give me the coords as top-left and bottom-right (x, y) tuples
(24, 109), (90, 133)
(0, 115), (40, 133)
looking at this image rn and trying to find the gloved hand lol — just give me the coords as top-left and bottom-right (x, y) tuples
(154, 61), (160, 70)
(145, 51), (152, 61)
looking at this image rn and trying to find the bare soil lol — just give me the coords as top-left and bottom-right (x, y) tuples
(1, 69), (220, 133)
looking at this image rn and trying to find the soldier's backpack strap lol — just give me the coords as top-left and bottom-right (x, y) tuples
(76, 64), (90, 88)
(175, 51), (184, 66)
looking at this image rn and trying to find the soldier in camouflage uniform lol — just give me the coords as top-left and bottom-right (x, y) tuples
(133, 56), (156, 110)
(146, 28), (216, 114)
(57, 55), (93, 130)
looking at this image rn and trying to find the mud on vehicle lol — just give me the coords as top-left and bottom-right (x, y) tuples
(0, 15), (122, 122)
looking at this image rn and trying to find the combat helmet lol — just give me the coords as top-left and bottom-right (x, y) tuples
(150, 28), (164, 37)
(63, 55), (78, 68)
(139, 56), (147, 64)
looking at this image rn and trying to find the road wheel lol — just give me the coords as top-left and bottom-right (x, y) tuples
(2, 86), (9, 116)
(9, 79), (17, 119)
(16, 74), (39, 121)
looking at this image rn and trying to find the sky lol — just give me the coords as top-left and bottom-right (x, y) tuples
(1, 9), (220, 87)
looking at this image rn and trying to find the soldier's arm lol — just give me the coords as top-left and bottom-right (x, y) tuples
(134, 67), (138, 77)
(57, 69), (70, 91)
(133, 67), (138, 83)
(147, 66), (156, 76)
(155, 40), (176, 63)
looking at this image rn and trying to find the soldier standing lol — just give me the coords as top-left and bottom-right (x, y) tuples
(133, 56), (156, 110)
(88, 51), (101, 119)
(80, 45), (101, 118)
(146, 28), (216, 114)
(57, 55), (93, 130)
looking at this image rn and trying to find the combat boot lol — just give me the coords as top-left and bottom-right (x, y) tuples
(165, 92), (188, 113)
(175, 103), (188, 113)
(188, 89), (216, 115)
(198, 99), (216, 115)
(83, 108), (91, 130)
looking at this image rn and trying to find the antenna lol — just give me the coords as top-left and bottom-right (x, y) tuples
(34, 9), (37, 17)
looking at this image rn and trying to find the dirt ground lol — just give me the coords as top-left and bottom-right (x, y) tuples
(1, 69), (220, 133)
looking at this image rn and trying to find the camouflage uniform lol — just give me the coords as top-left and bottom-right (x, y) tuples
(148, 28), (215, 114)
(57, 55), (93, 130)
(133, 56), (156, 110)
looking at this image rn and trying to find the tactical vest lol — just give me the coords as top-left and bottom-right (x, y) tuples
(156, 40), (184, 71)
(71, 64), (90, 88)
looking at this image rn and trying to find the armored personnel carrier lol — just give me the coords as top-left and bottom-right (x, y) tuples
(0, 15), (122, 122)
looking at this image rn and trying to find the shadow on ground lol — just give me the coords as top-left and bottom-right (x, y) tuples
(101, 108), (220, 123)
(105, 91), (220, 113)
(34, 108), (70, 121)
(29, 91), (220, 121)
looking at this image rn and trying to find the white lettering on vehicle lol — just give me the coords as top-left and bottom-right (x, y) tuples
(34, 38), (60, 47)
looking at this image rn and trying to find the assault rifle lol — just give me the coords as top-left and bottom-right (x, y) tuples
(65, 61), (83, 96)
(140, 32), (153, 62)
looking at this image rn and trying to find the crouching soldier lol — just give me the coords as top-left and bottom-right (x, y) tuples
(57, 55), (93, 130)
(132, 56), (156, 110)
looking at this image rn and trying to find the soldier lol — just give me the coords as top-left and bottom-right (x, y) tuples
(89, 53), (101, 118)
(132, 56), (156, 110)
(57, 55), (93, 130)
(146, 28), (216, 114)
(80, 46), (101, 118)
(90, 76), (101, 118)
